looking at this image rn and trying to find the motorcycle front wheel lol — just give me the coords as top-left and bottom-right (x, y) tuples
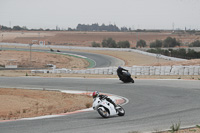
(117, 105), (125, 116)
(97, 107), (110, 118)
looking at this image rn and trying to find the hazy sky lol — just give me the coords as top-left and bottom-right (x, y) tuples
(0, 0), (200, 30)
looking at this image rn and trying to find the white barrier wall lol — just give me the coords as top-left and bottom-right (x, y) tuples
(63, 66), (200, 75)
(31, 65), (200, 75)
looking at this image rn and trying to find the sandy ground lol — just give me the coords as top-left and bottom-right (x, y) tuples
(0, 88), (92, 120)
(160, 127), (200, 133)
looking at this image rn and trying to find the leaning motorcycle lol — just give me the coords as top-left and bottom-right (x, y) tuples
(93, 97), (125, 118)
(117, 70), (134, 83)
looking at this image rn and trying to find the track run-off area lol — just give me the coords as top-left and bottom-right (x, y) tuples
(0, 77), (200, 133)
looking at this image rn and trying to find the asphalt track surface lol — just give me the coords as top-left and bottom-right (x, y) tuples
(60, 50), (124, 68)
(1, 47), (124, 68)
(0, 77), (200, 133)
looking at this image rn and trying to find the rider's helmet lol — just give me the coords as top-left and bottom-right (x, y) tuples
(92, 91), (99, 98)
(118, 66), (122, 70)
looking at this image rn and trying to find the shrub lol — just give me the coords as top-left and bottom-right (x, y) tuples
(92, 41), (101, 47)
(170, 121), (181, 133)
(150, 40), (163, 48)
(102, 38), (117, 48)
(117, 41), (130, 48)
(136, 39), (147, 48)
(189, 40), (200, 47)
(147, 48), (200, 59)
(196, 125), (200, 128)
(163, 37), (180, 47)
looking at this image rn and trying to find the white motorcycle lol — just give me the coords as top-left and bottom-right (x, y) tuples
(92, 97), (125, 118)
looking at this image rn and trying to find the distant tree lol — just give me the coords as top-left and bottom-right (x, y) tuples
(150, 40), (162, 48)
(22, 26), (28, 30)
(163, 37), (180, 47)
(76, 23), (120, 31)
(117, 41), (130, 48)
(121, 27), (129, 32)
(39, 28), (44, 31)
(187, 49), (200, 58)
(136, 39), (147, 48)
(1, 25), (12, 30)
(68, 27), (75, 31)
(13, 26), (22, 30)
(147, 48), (200, 59)
(92, 41), (101, 47)
(189, 40), (200, 47)
(163, 49), (170, 56)
(177, 48), (187, 58)
(102, 38), (117, 48)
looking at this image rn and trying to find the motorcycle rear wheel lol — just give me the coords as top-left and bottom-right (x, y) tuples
(97, 108), (110, 118)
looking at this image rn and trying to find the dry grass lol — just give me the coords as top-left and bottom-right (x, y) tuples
(0, 88), (92, 120)
(160, 127), (200, 133)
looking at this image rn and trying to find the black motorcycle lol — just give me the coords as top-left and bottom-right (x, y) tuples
(117, 70), (134, 83)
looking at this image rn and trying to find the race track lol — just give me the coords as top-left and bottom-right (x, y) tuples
(0, 77), (200, 133)
(1, 47), (125, 68)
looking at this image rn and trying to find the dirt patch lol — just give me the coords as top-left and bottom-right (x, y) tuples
(160, 127), (200, 133)
(0, 88), (92, 120)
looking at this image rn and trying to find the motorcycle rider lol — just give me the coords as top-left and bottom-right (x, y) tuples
(117, 66), (128, 80)
(92, 91), (118, 109)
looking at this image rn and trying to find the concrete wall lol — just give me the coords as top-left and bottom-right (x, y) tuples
(65, 66), (200, 75)
(5, 65), (18, 68)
